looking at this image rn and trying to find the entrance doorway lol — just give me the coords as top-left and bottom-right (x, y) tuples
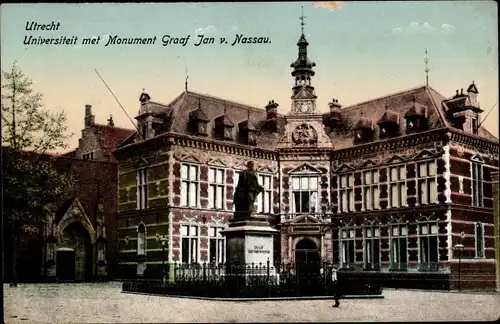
(294, 238), (321, 295)
(56, 248), (75, 281)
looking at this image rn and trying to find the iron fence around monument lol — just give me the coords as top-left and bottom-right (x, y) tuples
(122, 261), (383, 298)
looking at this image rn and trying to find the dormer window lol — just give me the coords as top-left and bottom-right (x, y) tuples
(353, 114), (374, 143)
(405, 101), (428, 133)
(188, 108), (209, 136)
(377, 107), (400, 138)
(214, 114), (234, 140)
(238, 118), (257, 145)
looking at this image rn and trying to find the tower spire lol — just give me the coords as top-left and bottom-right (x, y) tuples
(185, 66), (189, 91)
(424, 48), (430, 87)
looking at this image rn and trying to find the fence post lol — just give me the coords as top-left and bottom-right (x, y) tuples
(267, 258), (270, 297)
(203, 262), (207, 281)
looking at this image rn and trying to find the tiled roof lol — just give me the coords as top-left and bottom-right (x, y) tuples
(326, 85), (447, 150)
(94, 124), (135, 152)
(167, 91), (286, 149)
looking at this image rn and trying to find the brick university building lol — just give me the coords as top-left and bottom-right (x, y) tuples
(109, 27), (499, 290)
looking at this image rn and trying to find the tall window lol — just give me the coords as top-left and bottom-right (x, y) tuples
(256, 174), (272, 213)
(137, 168), (148, 210)
(208, 167), (225, 210)
(181, 224), (199, 264)
(388, 165), (406, 208)
(475, 222), (484, 258)
(364, 226), (380, 270)
(417, 160), (437, 205)
(340, 227), (355, 268)
(471, 161), (484, 207)
(362, 170), (380, 210)
(390, 223), (408, 270)
(209, 226), (225, 265)
(233, 170), (242, 211)
(418, 222), (439, 270)
(291, 176), (319, 213)
(137, 223), (146, 256)
(338, 173), (355, 213)
(181, 164), (199, 207)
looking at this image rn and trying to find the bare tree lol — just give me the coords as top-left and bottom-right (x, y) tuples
(1, 61), (74, 285)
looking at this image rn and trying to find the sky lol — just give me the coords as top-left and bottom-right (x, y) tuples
(1, 1), (498, 152)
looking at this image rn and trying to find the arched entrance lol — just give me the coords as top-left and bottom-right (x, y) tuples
(57, 222), (92, 281)
(295, 238), (321, 296)
(295, 238), (320, 274)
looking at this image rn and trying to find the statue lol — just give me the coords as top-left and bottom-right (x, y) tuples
(233, 161), (264, 220)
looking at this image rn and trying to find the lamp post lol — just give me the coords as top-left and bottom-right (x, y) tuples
(454, 243), (464, 291)
(156, 233), (168, 284)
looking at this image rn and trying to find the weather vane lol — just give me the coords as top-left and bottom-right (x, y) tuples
(300, 5), (306, 34)
(424, 48), (430, 86)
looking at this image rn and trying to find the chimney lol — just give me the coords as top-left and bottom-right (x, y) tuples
(265, 100), (279, 132)
(84, 104), (95, 127)
(460, 88), (464, 95)
(328, 98), (342, 124)
(107, 115), (114, 127)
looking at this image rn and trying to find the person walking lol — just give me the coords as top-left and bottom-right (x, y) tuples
(332, 266), (340, 307)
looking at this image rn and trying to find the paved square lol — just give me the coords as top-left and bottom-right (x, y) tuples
(4, 283), (500, 323)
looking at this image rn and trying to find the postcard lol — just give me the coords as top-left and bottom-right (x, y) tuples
(2, 2), (499, 323)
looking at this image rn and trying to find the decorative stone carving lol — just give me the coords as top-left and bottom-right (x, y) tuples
(292, 124), (318, 146)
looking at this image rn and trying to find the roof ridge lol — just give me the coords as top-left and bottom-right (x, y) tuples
(341, 84), (428, 110)
(424, 86), (449, 128)
(170, 91), (190, 132)
(187, 90), (265, 112)
(94, 123), (135, 132)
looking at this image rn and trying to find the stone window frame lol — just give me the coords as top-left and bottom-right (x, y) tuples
(256, 173), (273, 214)
(337, 172), (355, 213)
(388, 163), (407, 208)
(136, 168), (148, 210)
(416, 159), (438, 205)
(417, 217), (439, 271)
(389, 220), (408, 271)
(208, 167), (226, 210)
(180, 221), (200, 264)
(470, 154), (484, 207)
(362, 168), (380, 211)
(181, 163), (200, 208)
(208, 221), (225, 265)
(290, 174), (320, 214)
(362, 221), (381, 270)
(339, 222), (356, 269)
(474, 221), (485, 258)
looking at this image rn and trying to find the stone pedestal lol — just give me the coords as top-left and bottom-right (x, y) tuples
(221, 217), (279, 280)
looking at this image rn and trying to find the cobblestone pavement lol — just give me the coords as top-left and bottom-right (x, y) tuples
(4, 282), (500, 323)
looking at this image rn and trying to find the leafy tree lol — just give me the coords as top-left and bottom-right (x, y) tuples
(1, 61), (74, 285)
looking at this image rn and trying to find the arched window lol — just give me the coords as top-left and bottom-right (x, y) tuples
(137, 223), (146, 256)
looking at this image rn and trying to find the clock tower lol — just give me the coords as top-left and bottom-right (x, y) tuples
(277, 7), (333, 149)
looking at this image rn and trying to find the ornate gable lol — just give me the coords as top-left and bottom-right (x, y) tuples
(292, 214), (322, 224)
(336, 163), (355, 173)
(288, 163), (322, 174)
(56, 197), (96, 243)
(412, 149), (438, 161)
(360, 159), (378, 169)
(294, 86), (316, 100)
(385, 155), (407, 165)
(471, 152), (485, 163)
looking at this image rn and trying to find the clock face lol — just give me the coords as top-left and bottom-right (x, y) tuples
(224, 129), (231, 138)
